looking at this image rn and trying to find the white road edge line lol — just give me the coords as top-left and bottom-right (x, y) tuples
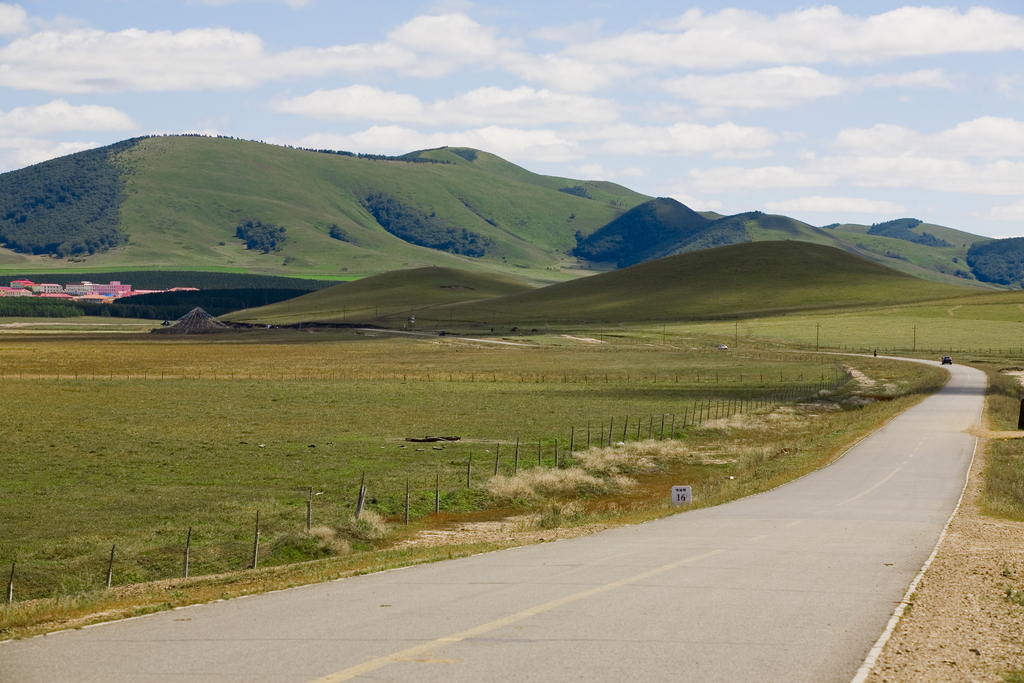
(848, 437), (978, 683)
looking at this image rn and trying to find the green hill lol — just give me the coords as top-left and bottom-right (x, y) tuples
(232, 242), (976, 326)
(0, 136), (648, 284)
(0, 135), (1001, 288)
(437, 241), (973, 323)
(228, 266), (535, 324)
(571, 198), (715, 266)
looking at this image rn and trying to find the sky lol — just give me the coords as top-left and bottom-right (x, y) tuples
(1, 1), (1023, 238)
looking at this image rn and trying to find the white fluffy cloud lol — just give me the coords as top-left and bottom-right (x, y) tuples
(693, 155), (1024, 196)
(764, 196), (906, 214)
(0, 3), (26, 35)
(565, 6), (1024, 71)
(983, 201), (1024, 221)
(294, 125), (580, 162)
(664, 67), (849, 109)
(273, 85), (618, 126)
(0, 137), (98, 171)
(663, 67), (952, 109)
(0, 99), (137, 134)
(691, 165), (834, 192)
(595, 122), (777, 157)
(836, 117), (1024, 159)
(386, 13), (507, 76)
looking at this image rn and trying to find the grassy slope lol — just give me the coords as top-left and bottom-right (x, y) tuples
(826, 222), (994, 287)
(441, 241), (974, 323)
(238, 241), (976, 325)
(229, 266), (535, 324)
(0, 138), (648, 283)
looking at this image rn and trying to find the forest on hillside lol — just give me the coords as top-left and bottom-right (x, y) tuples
(362, 192), (493, 257)
(967, 237), (1024, 287)
(0, 139), (142, 257)
(867, 218), (951, 247)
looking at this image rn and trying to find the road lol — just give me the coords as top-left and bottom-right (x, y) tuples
(0, 361), (985, 682)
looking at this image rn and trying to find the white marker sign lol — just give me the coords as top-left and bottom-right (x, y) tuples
(671, 485), (692, 505)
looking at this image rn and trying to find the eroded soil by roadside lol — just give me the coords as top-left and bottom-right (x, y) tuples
(866, 439), (1024, 682)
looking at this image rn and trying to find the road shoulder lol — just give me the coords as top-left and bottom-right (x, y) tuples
(866, 436), (1024, 682)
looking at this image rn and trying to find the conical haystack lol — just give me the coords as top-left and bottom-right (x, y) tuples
(153, 307), (228, 334)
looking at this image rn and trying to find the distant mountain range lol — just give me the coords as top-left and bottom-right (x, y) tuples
(0, 135), (1019, 288)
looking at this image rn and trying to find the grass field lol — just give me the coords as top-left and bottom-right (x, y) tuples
(0, 329), (938, 612)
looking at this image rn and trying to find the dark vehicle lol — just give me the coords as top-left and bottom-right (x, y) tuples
(941, 356), (953, 365)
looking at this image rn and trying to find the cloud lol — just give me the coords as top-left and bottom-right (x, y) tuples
(386, 13), (509, 76)
(664, 67), (849, 109)
(764, 196), (906, 214)
(692, 155), (1024, 195)
(669, 193), (723, 212)
(564, 6), (1024, 71)
(691, 165), (834, 192)
(501, 52), (633, 92)
(835, 117), (1024, 159)
(595, 122), (777, 157)
(0, 136), (98, 172)
(983, 200), (1024, 221)
(663, 67), (954, 109)
(0, 3), (27, 35)
(293, 125), (580, 162)
(0, 99), (137, 134)
(273, 85), (618, 125)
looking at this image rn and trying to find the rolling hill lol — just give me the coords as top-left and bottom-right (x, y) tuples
(230, 241), (977, 326)
(0, 136), (648, 284)
(228, 266), (535, 325)
(0, 135), (1002, 289)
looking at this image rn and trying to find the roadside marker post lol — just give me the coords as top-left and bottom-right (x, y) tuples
(671, 485), (692, 506)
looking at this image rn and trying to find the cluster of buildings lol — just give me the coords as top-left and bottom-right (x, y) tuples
(0, 279), (197, 302)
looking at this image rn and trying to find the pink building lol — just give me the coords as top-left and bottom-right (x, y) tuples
(10, 279), (35, 289)
(92, 281), (132, 297)
(0, 286), (32, 297)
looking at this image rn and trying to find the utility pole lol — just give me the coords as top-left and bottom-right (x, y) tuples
(735, 321), (738, 347)
(913, 325), (917, 352)
(816, 323), (820, 352)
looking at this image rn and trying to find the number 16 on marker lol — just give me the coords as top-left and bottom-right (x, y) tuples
(671, 485), (692, 505)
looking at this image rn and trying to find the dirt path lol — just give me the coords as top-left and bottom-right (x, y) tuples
(866, 438), (1024, 682)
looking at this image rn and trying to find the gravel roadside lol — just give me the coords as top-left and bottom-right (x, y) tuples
(866, 436), (1024, 682)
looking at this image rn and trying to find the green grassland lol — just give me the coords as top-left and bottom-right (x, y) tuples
(663, 289), (1024, 354)
(0, 329), (939, 608)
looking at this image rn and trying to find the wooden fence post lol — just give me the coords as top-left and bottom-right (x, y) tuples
(183, 527), (191, 579)
(466, 456), (472, 488)
(6, 562), (13, 603)
(355, 472), (366, 519)
(251, 512), (260, 569)
(106, 544), (115, 589)
(514, 438), (520, 473)
(494, 444), (500, 476)
(306, 487), (312, 531)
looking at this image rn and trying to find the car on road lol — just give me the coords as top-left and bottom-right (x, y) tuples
(941, 356), (953, 365)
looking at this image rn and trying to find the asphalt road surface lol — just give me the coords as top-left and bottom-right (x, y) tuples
(0, 361), (985, 683)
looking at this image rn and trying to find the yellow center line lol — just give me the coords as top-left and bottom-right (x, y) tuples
(307, 548), (727, 682)
(835, 468), (902, 507)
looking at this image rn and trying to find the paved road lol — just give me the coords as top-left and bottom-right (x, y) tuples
(1, 361), (985, 683)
